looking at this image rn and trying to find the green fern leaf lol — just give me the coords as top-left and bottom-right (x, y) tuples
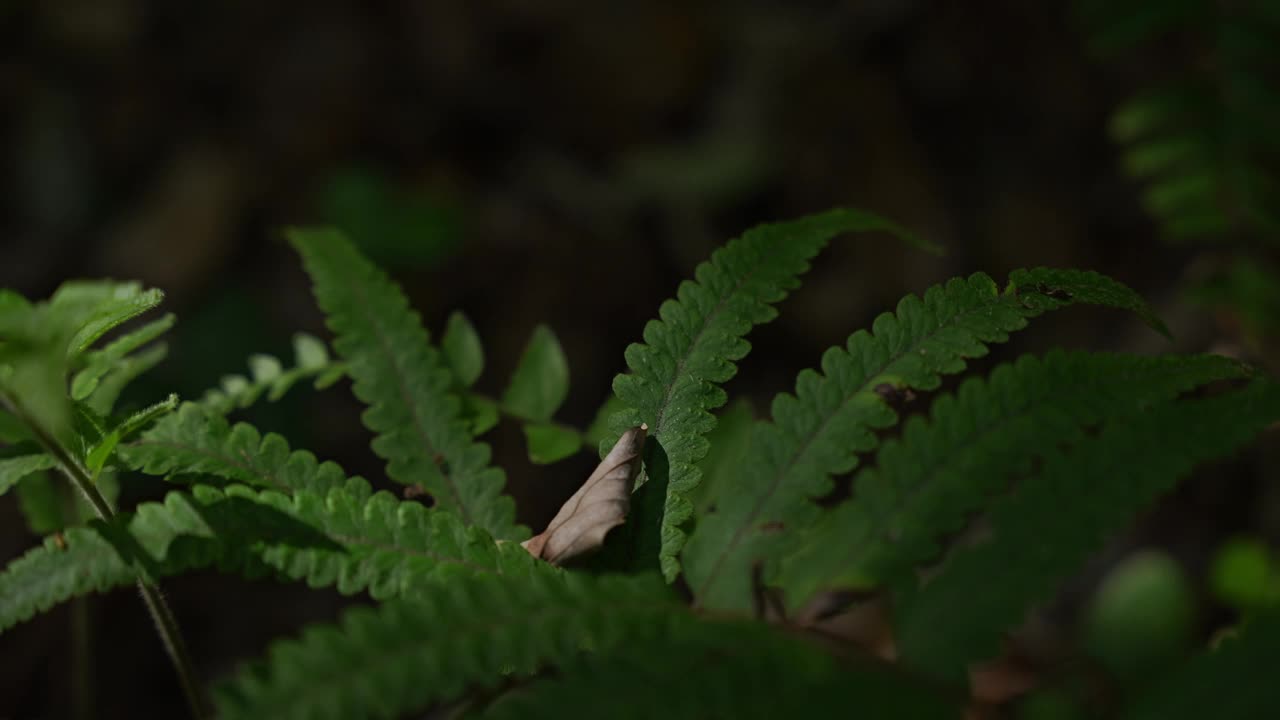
(197, 333), (345, 415)
(482, 619), (954, 720)
(0, 480), (536, 633)
(48, 280), (166, 357)
(605, 208), (932, 579)
(0, 296), (80, 439)
(502, 324), (569, 422)
(1124, 612), (1280, 720)
(70, 314), (174, 402)
(119, 403), (351, 494)
(86, 343), (168, 415)
(894, 378), (1280, 682)
(683, 269), (1164, 611)
(775, 351), (1248, 608)
(441, 311), (484, 388)
(290, 228), (523, 539)
(213, 573), (680, 720)
(1081, 0), (1280, 243)
(0, 454), (57, 497)
(0, 526), (132, 632)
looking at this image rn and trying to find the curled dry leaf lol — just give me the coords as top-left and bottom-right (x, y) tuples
(522, 424), (647, 564)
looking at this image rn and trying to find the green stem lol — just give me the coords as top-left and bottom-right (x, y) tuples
(0, 391), (208, 720)
(136, 581), (205, 718)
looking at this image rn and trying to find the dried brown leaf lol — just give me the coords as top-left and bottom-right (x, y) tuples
(522, 424), (647, 564)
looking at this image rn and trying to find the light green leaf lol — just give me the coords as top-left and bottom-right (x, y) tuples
(116, 393), (179, 440)
(71, 314), (175, 401)
(87, 343), (168, 415)
(442, 311), (484, 388)
(462, 394), (500, 435)
(292, 333), (330, 370)
(198, 333), (344, 414)
(85, 433), (119, 480)
(50, 281), (165, 357)
(1210, 537), (1279, 610)
(121, 403), (352, 495)
(523, 422), (583, 465)
(502, 325), (569, 422)
(0, 455), (57, 498)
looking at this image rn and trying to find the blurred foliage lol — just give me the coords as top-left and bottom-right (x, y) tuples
(1186, 258), (1280, 347)
(1210, 536), (1280, 611)
(1018, 689), (1088, 720)
(1082, 550), (1196, 683)
(1078, 0), (1280, 246)
(319, 170), (462, 270)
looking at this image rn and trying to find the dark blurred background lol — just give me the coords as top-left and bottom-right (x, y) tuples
(2, 1), (1276, 718)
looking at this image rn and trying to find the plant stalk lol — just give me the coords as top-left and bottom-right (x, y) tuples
(0, 391), (208, 720)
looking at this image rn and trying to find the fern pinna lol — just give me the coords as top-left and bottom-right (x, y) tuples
(1, 210), (1278, 718)
(1078, 0), (1280, 245)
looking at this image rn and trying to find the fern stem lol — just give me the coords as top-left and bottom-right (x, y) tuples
(0, 391), (208, 720)
(136, 580), (205, 719)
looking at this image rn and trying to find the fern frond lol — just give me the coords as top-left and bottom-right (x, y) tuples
(70, 314), (174, 403)
(482, 620), (953, 720)
(86, 343), (168, 415)
(2, 281), (170, 428)
(119, 404), (352, 494)
(0, 525), (132, 632)
(213, 573), (680, 720)
(1124, 612), (1280, 720)
(0, 454), (56, 497)
(290, 229), (523, 540)
(894, 378), (1280, 682)
(775, 351), (1249, 608)
(605, 208), (932, 579)
(683, 269), (1164, 611)
(48, 280), (165, 357)
(197, 333), (346, 415)
(1080, 0), (1280, 243)
(0, 480), (538, 633)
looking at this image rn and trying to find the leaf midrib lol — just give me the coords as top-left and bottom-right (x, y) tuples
(341, 264), (472, 525)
